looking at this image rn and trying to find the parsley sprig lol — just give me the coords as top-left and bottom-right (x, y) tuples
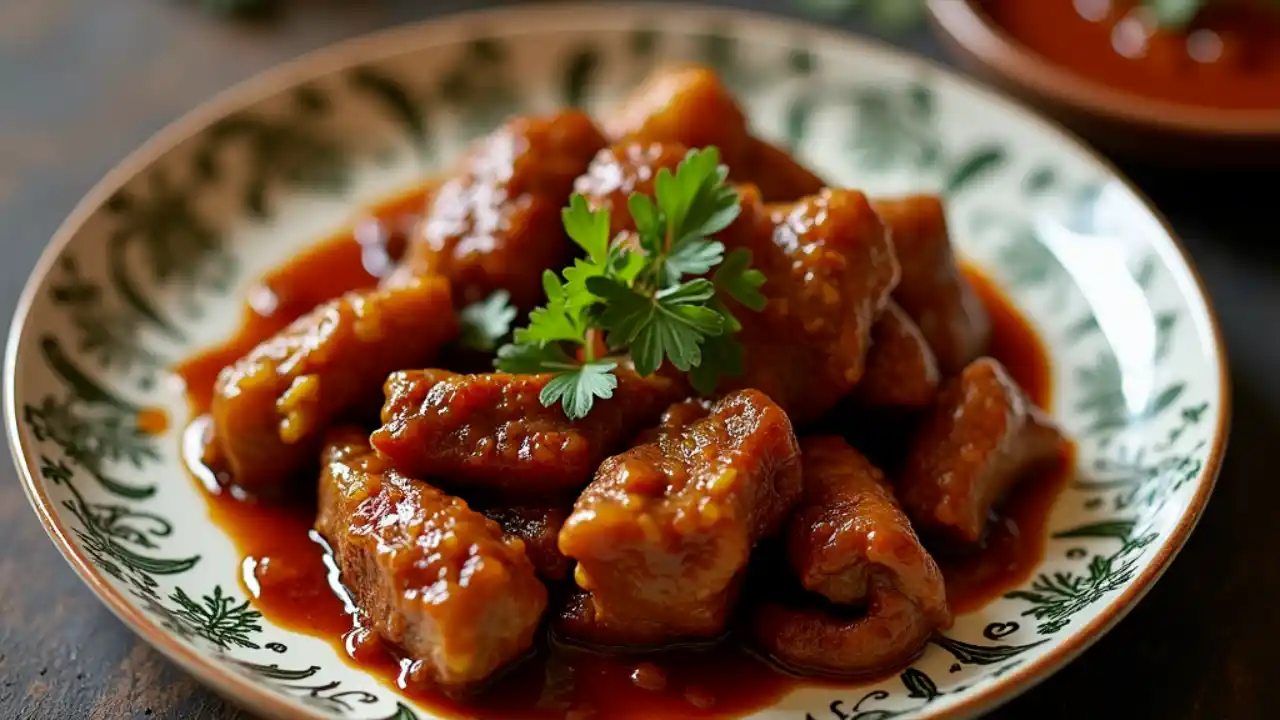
(458, 290), (518, 352)
(494, 146), (766, 420)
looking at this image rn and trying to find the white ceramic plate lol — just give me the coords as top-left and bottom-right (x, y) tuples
(5, 4), (1228, 719)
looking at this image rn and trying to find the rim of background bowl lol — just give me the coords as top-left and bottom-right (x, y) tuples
(3, 4), (1232, 719)
(927, 0), (1280, 138)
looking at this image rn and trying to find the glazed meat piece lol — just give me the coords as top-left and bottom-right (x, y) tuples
(558, 390), (803, 646)
(632, 397), (714, 444)
(603, 65), (747, 167)
(315, 428), (546, 690)
(721, 188), (899, 422)
(574, 141), (688, 236)
(372, 368), (685, 497)
(854, 301), (941, 409)
(787, 437), (948, 616)
(603, 65), (824, 202)
(872, 195), (991, 375)
(752, 436), (950, 677)
(209, 277), (457, 497)
(753, 584), (936, 678)
(899, 357), (1068, 543)
(749, 138), (830, 205)
(482, 506), (572, 582)
(387, 110), (607, 308)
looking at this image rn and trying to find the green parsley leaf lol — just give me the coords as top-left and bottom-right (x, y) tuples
(587, 277), (654, 348)
(496, 143), (767, 419)
(709, 297), (743, 334)
(689, 332), (745, 395)
(562, 258), (608, 305)
(662, 304), (725, 339)
(663, 239), (725, 281)
(515, 308), (581, 346)
(678, 177), (739, 246)
(589, 276), (725, 375)
(657, 278), (718, 305)
(540, 362), (619, 420)
(562, 194), (611, 264)
(627, 193), (664, 257)
(713, 248), (768, 311)
(608, 244), (647, 285)
(495, 341), (578, 374)
(458, 290), (517, 352)
(516, 272), (585, 346)
(630, 304), (723, 375)
(658, 147), (722, 237)
(543, 269), (567, 303)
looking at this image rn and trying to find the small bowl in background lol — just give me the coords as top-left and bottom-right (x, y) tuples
(927, 0), (1280, 164)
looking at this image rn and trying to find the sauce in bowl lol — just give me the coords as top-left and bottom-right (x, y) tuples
(982, 0), (1280, 110)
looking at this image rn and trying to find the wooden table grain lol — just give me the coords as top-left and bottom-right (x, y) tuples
(1, 1), (1276, 718)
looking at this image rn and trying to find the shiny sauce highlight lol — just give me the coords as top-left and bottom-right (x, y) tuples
(176, 186), (1073, 718)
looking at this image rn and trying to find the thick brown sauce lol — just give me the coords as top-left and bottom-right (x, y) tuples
(174, 185), (424, 413)
(942, 269), (1072, 615)
(983, 0), (1280, 110)
(176, 185), (1071, 719)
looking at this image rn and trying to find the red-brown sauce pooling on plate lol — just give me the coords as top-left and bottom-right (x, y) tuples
(174, 185), (425, 413)
(982, 0), (1280, 110)
(176, 184), (1072, 719)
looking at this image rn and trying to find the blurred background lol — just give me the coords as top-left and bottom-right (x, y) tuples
(1, 1), (1276, 718)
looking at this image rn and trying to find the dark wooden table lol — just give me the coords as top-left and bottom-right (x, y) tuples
(1, 1), (1276, 718)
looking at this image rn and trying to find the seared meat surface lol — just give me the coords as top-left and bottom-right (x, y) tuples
(718, 188), (899, 422)
(603, 65), (824, 202)
(872, 195), (991, 375)
(574, 141), (689, 237)
(752, 436), (950, 677)
(558, 390), (802, 646)
(209, 277), (457, 497)
(372, 368), (685, 497)
(387, 110), (607, 308)
(482, 505), (572, 582)
(753, 584), (937, 678)
(899, 357), (1068, 543)
(315, 428), (546, 691)
(787, 437), (949, 617)
(855, 300), (941, 409)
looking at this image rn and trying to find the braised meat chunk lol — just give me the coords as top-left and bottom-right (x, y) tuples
(753, 587), (937, 679)
(209, 276), (457, 497)
(574, 141), (689, 237)
(899, 357), (1068, 543)
(752, 436), (950, 677)
(558, 390), (803, 646)
(387, 110), (607, 308)
(482, 506), (572, 582)
(872, 195), (991, 375)
(315, 428), (546, 691)
(787, 437), (948, 616)
(722, 188), (899, 423)
(855, 301), (941, 409)
(372, 368), (685, 497)
(603, 65), (824, 202)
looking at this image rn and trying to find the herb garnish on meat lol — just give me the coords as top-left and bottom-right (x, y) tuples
(494, 146), (765, 420)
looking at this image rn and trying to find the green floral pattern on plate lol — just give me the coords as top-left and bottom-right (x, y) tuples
(7, 6), (1222, 719)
